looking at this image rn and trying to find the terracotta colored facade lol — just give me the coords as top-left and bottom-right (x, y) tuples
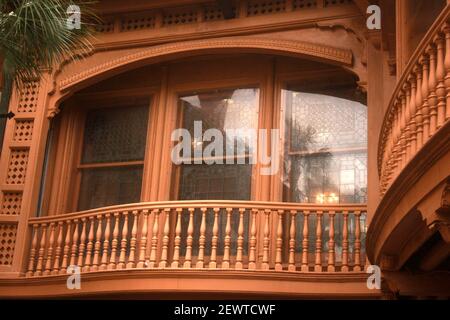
(0, 0), (448, 299)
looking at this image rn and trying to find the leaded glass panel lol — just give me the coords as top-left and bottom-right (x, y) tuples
(283, 82), (367, 204)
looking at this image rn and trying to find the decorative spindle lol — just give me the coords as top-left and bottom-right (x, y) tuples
(327, 211), (336, 272)
(248, 209), (258, 270)
(421, 55), (431, 143)
(159, 208), (171, 268)
(69, 220), (79, 268)
(60, 220), (72, 274)
(126, 210), (138, 268)
(235, 208), (245, 270)
(409, 73), (417, 156)
(148, 209), (159, 268)
(118, 212), (129, 269)
(288, 210), (296, 272)
(222, 208), (232, 269)
(353, 211), (362, 272)
(436, 34), (446, 128)
(196, 208), (207, 268)
(137, 210), (149, 268)
(262, 209), (271, 270)
(209, 208), (220, 269)
(35, 224), (47, 276)
(26, 224), (39, 276)
(342, 211), (349, 272)
(91, 215), (102, 271)
(314, 211), (323, 272)
(444, 23), (450, 121)
(301, 211), (309, 272)
(172, 208), (182, 268)
(83, 217), (95, 272)
(43, 223), (55, 275)
(415, 64), (424, 149)
(100, 214), (111, 270)
(76, 218), (87, 269)
(428, 44), (438, 135)
(52, 222), (64, 274)
(275, 210), (283, 271)
(108, 213), (120, 270)
(184, 208), (195, 268)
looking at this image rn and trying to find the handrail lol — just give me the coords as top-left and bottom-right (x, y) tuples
(25, 201), (367, 277)
(378, 4), (450, 195)
(30, 200), (367, 224)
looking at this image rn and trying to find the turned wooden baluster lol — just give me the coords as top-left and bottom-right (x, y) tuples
(354, 211), (362, 272)
(148, 209), (159, 268)
(409, 73), (418, 157)
(428, 44), (438, 135)
(209, 208), (220, 269)
(196, 208), (207, 268)
(327, 211), (336, 272)
(184, 208), (195, 268)
(262, 209), (271, 270)
(43, 223), (56, 275)
(118, 212), (129, 269)
(415, 64), (424, 150)
(235, 208), (245, 270)
(421, 55), (431, 144)
(60, 220), (72, 274)
(301, 211), (309, 272)
(436, 34), (446, 129)
(288, 210), (296, 272)
(100, 214), (111, 270)
(69, 220), (79, 268)
(83, 217), (95, 272)
(91, 215), (102, 271)
(172, 208), (183, 268)
(137, 210), (149, 268)
(399, 90), (407, 170)
(314, 211), (323, 272)
(52, 222), (64, 275)
(248, 209), (258, 270)
(222, 207), (232, 269)
(35, 224), (47, 276)
(444, 22), (450, 121)
(275, 210), (283, 271)
(126, 210), (138, 268)
(342, 211), (349, 272)
(403, 82), (412, 162)
(76, 218), (87, 270)
(26, 224), (39, 276)
(108, 213), (120, 270)
(159, 208), (171, 268)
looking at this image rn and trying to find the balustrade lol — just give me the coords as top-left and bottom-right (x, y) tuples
(379, 8), (450, 195)
(26, 201), (367, 277)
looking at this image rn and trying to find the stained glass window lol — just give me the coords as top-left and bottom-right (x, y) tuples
(176, 88), (259, 200)
(78, 100), (150, 211)
(283, 79), (367, 204)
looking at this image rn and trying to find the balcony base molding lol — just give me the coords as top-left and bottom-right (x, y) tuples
(0, 269), (380, 299)
(382, 271), (450, 298)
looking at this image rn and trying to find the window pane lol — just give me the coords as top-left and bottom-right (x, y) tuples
(176, 88), (259, 200)
(78, 166), (143, 211)
(180, 88), (259, 157)
(81, 103), (149, 164)
(179, 164), (252, 200)
(283, 80), (367, 204)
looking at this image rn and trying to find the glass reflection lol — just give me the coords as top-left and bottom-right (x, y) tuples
(283, 84), (367, 204)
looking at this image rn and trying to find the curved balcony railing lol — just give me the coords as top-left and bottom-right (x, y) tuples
(26, 201), (367, 277)
(378, 5), (450, 195)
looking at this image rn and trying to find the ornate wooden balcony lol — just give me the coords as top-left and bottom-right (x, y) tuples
(378, 5), (450, 196)
(26, 201), (367, 277)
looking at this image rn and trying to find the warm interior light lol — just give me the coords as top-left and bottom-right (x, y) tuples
(315, 193), (339, 204)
